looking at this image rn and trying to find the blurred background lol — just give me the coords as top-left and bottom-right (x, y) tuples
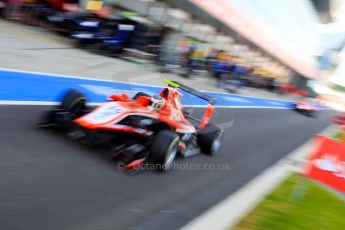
(1, 1), (345, 230)
(1, 0), (345, 109)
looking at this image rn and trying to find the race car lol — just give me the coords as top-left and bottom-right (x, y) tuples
(292, 101), (318, 117)
(333, 113), (345, 127)
(38, 80), (224, 171)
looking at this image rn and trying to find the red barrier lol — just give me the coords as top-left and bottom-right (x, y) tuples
(304, 135), (345, 193)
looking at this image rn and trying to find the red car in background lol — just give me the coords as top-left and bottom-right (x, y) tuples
(292, 101), (318, 117)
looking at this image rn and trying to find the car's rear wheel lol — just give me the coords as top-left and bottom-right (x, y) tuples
(198, 124), (223, 156)
(149, 130), (180, 171)
(60, 89), (87, 117)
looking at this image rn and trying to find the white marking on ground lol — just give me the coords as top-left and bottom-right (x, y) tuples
(0, 100), (288, 109)
(0, 101), (59, 105)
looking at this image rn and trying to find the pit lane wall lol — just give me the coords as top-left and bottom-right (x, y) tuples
(0, 68), (320, 109)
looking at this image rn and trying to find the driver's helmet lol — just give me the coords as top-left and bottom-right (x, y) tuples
(149, 94), (165, 112)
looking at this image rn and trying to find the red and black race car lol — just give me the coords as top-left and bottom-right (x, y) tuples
(39, 80), (223, 171)
(292, 101), (318, 117)
(333, 113), (345, 126)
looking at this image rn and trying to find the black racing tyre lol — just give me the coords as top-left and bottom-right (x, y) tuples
(198, 124), (223, 156)
(133, 92), (150, 100)
(60, 89), (86, 117)
(149, 130), (180, 171)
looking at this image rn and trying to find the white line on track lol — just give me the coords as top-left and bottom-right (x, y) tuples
(0, 101), (101, 106)
(0, 101), (59, 105)
(0, 100), (289, 109)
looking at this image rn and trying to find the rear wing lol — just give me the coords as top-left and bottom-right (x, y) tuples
(163, 79), (215, 105)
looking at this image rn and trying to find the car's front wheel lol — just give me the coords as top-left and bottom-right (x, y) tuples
(149, 130), (180, 171)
